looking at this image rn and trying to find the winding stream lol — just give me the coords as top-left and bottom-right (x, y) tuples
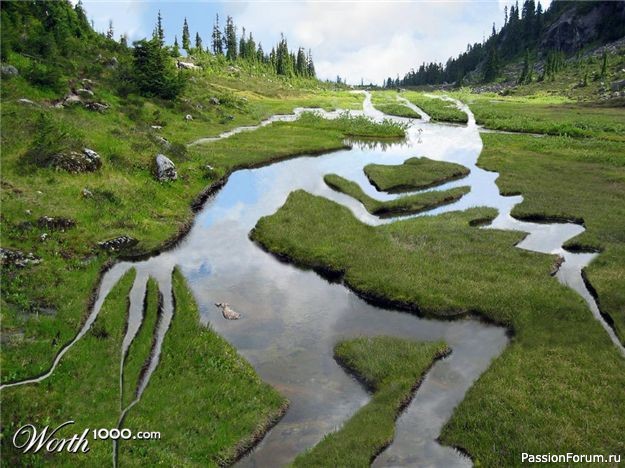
(2, 92), (622, 467)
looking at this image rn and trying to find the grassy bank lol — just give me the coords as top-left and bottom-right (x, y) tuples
(402, 91), (468, 123)
(0, 269), (136, 466)
(119, 269), (287, 466)
(364, 157), (470, 192)
(0, 91), (400, 383)
(324, 174), (469, 217)
(478, 132), (625, 344)
(455, 91), (625, 141)
(371, 91), (421, 118)
(294, 337), (448, 467)
(251, 190), (625, 465)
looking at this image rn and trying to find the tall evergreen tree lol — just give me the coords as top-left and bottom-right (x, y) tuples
(296, 47), (307, 76)
(182, 17), (190, 51)
(239, 27), (247, 59)
(212, 14), (223, 55)
(171, 35), (180, 57)
(224, 16), (237, 60)
(106, 20), (114, 40)
(195, 32), (203, 51)
(307, 49), (316, 77)
(156, 10), (164, 46)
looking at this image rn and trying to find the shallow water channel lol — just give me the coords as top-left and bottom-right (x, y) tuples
(5, 93), (621, 466)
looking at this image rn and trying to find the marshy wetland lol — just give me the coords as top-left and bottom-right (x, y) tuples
(3, 92), (623, 466)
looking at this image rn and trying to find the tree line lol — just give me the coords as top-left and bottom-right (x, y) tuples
(169, 14), (315, 78)
(388, 0), (625, 87)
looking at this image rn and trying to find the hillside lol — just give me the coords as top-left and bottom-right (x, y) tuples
(392, 0), (625, 96)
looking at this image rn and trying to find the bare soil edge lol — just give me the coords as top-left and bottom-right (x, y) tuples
(581, 268), (624, 346)
(332, 346), (453, 465)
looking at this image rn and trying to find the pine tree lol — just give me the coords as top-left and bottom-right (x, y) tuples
(182, 18), (190, 51)
(132, 37), (184, 99)
(239, 27), (246, 59)
(156, 10), (164, 46)
(296, 47), (307, 76)
(195, 32), (203, 51)
(246, 33), (257, 61)
(120, 34), (128, 48)
(224, 16), (237, 60)
(257, 43), (265, 63)
(212, 14), (223, 55)
(483, 45), (499, 81)
(600, 50), (608, 78)
(171, 35), (180, 57)
(106, 20), (114, 40)
(307, 49), (315, 77)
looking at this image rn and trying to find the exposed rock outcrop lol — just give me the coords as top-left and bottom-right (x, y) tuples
(0, 248), (42, 267)
(98, 235), (138, 251)
(155, 154), (177, 181)
(52, 148), (102, 173)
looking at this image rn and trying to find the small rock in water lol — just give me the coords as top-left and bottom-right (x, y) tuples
(155, 154), (177, 181)
(215, 302), (241, 320)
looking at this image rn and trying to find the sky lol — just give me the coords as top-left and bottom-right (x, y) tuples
(76, 0), (551, 85)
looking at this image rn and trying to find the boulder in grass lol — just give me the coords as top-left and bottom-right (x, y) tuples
(1, 65), (19, 77)
(0, 248), (42, 268)
(155, 154), (177, 181)
(98, 235), (138, 252)
(38, 216), (76, 231)
(76, 88), (94, 98)
(184, 114), (193, 121)
(51, 148), (102, 173)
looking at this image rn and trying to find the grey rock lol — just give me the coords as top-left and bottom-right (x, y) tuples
(155, 135), (171, 148)
(63, 93), (82, 105)
(51, 148), (102, 173)
(215, 302), (241, 320)
(18, 98), (36, 105)
(107, 56), (118, 68)
(82, 188), (93, 198)
(40, 233), (48, 242)
(38, 216), (76, 231)
(151, 125), (163, 130)
(177, 61), (200, 70)
(610, 79), (625, 92)
(185, 114), (193, 121)
(0, 248), (42, 268)
(155, 154), (177, 181)
(209, 97), (220, 105)
(77, 88), (94, 98)
(84, 102), (108, 112)
(98, 235), (138, 252)
(1, 65), (19, 77)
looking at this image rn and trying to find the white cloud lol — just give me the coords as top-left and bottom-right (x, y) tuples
(72, 0), (149, 41)
(236, 1), (503, 85)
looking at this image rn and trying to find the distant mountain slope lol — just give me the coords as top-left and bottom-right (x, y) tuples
(391, 0), (625, 87)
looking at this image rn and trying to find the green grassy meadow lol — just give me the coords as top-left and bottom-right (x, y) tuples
(401, 91), (468, 123)
(371, 91), (421, 118)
